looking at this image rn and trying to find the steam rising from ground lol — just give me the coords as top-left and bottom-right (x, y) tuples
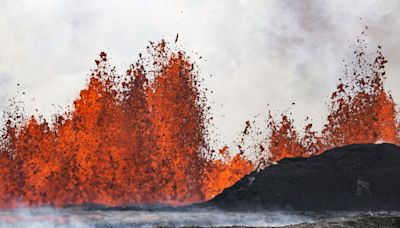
(0, 207), (313, 228)
(2, 208), (399, 228)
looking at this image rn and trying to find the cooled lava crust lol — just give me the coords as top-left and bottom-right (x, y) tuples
(208, 143), (400, 211)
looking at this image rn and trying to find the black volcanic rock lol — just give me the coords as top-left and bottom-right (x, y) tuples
(207, 143), (400, 211)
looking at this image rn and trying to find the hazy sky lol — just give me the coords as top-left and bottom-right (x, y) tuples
(1, 0), (399, 146)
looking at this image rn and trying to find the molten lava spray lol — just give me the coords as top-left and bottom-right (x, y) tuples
(0, 40), (251, 208)
(0, 31), (399, 208)
(242, 30), (399, 169)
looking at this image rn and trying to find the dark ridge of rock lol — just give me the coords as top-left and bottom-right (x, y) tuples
(207, 143), (400, 211)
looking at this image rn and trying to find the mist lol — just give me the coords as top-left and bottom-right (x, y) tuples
(0, 207), (314, 228)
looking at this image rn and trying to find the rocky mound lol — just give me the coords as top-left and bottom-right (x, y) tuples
(207, 143), (400, 211)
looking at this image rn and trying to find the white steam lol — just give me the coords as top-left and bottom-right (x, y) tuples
(0, 207), (313, 228)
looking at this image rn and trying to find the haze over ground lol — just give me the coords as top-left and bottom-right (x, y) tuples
(1, 0), (400, 148)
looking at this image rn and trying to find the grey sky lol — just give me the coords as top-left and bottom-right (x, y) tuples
(0, 0), (399, 147)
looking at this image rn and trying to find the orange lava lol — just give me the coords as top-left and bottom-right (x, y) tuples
(0, 40), (251, 208)
(262, 31), (399, 165)
(0, 31), (399, 208)
(202, 146), (253, 199)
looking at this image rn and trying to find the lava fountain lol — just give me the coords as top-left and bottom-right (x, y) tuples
(239, 29), (399, 169)
(0, 40), (252, 208)
(0, 30), (399, 208)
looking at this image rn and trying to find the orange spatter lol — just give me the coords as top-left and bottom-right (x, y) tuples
(0, 40), (251, 208)
(0, 31), (399, 208)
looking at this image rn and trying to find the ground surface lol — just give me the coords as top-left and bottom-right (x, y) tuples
(1, 208), (399, 227)
(283, 215), (400, 228)
(168, 215), (400, 228)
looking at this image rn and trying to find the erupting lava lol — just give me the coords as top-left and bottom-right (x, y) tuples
(0, 30), (399, 208)
(0, 41), (251, 207)
(242, 30), (399, 169)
